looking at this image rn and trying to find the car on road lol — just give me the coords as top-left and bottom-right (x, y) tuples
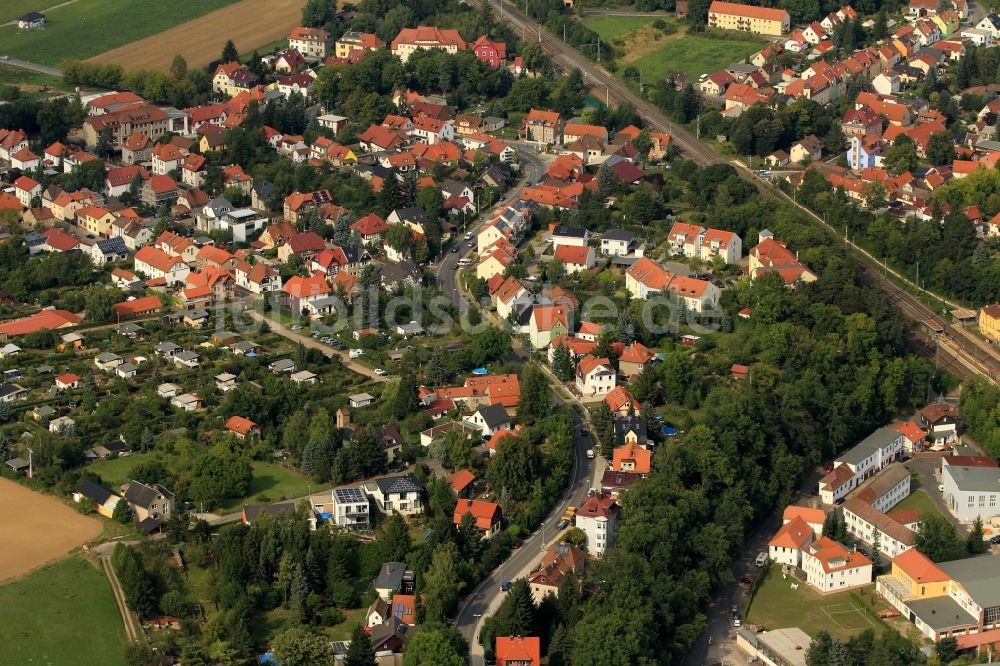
(586, 449), (595, 459)
(938, 484), (945, 492)
(374, 368), (389, 377)
(0, 56), (8, 61)
(755, 552), (768, 567)
(464, 232), (473, 240)
(991, 535), (1000, 545)
(556, 519), (570, 530)
(309, 331), (320, 338)
(511, 538), (524, 549)
(733, 616), (742, 628)
(348, 349), (364, 358)
(500, 580), (511, 592)
(467, 241), (474, 247)
(451, 246), (459, 253)
(291, 325), (302, 331)
(731, 604), (739, 616)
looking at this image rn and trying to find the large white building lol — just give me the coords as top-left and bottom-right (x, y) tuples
(942, 462), (1000, 522)
(801, 537), (873, 593)
(818, 427), (905, 504)
(575, 493), (619, 558)
(667, 222), (743, 264)
(842, 498), (915, 559)
(331, 486), (369, 528)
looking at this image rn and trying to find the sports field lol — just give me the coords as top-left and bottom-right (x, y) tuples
(90, 0), (304, 71)
(0, 0), (239, 66)
(746, 566), (889, 641)
(0, 478), (102, 583)
(0, 556), (127, 665)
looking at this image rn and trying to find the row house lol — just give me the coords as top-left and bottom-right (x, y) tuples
(134, 246), (190, 286)
(335, 31), (384, 58)
(82, 105), (169, 148)
(666, 221), (742, 264)
(817, 426), (905, 504)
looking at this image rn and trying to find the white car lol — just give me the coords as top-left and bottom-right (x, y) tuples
(348, 349), (364, 359)
(374, 368), (389, 377)
(938, 484), (945, 492)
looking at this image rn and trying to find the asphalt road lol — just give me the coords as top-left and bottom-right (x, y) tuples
(435, 148), (546, 309)
(244, 309), (389, 382)
(441, 148), (592, 663)
(0, 57), (62, 77)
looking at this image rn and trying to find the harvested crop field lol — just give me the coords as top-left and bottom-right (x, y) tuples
(90, 0), (304, 71)
(0, 478), (102, 583)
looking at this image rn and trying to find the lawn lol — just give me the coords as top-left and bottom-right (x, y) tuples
(218, 462), (320, 511)
(746, 565), (892, 641)
(0, 557), (127, 665)
(0, 62), (71, 90)
(625, 33), (765, 81)
(0, 0), (240, 66)
(581, 15), (658, 40)
(86, 452), (157, 487)
(891, 489), (945, 521)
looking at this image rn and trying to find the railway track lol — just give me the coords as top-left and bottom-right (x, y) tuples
(486, 0), (1000, 383)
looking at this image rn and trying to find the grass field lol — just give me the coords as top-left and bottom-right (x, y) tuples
(0, 556), (127, 665)
(87, 455), (318, 513)
(891, 489), (944, 521)
(0, 0), (239, 66)
(219, 462), (319, 510)
(0, 62), (69, 90)
(581, 15), (658, 40)
(626, 33), (765, 81)
(0, 478), (103, 583)
(746, 566), (890, 641)
(90, 0), (305, 71)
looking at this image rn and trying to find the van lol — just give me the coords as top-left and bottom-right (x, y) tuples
(348, 349), (363, 359)
(755, 552), (768, 567)
(586, 449), (595, 459)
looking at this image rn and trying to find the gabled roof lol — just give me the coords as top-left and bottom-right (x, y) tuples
(453, 498), (501, 529)
(225, 415), (259, 436)
(769, 515), (813, 549)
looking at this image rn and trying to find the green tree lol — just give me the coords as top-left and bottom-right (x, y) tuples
(346, 624), (376, 666)
(85, 288), (118, 323)
(170, 54), (188, 80)
(113, 498), (133, 524)
(883, 135), (918, 176)
(270, 626), (333, 666)
(422, 542), (464, 623)
(966, 516), (986, 554)
(926, 131), (956, 166)
(552, 342), (574, 381)
(936, 636), (957, 664)
(517, 365), (550, 425)
(404, 625), (468, 666)
(381, 512), (412, 562)
(392, 373), (420, 420)
(915, 513), (964, 562)
(220, 40), (239, 64)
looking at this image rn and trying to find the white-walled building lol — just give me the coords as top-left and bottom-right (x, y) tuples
(818, 427), (905, 504)
(801, 537), (873, 593)
(576, 493), (619, 558)
(842, 498), (915, 559)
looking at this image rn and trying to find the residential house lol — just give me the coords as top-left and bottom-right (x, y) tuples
(528, 542), (586, 604)
(289, 25), (332, 58)
(749, 233), (818, 285)
(134, 246), (189, 285)
(521, 108), (562, 144)
(528, 305), (570, 349)
(768, 515), (815, 568)
(331, 486), (369, 528)
(605, 386), (640, 416)
(123, 480), (174, 531)
(707, 0), (790, 35)
(575, 355), (615, 397)
(495, 637), (541, 666)
(283, 275), (333, 315)
(363, 475), (424, 515)
(225, 415), (261, 440)
(453, 499), (502, 539)
(842, 498), (915, 558)
(790, 135), (824, 163)
(918, 402), (959, 446)
(600, 228), (644, 257)
(74, 479), (121, 518)
(612, 441), (651, 474)
(576, 493), (620, 557)
(625, 257), (672, 299)
(464, 404), (511, 437)
(553, 244), (595, 274)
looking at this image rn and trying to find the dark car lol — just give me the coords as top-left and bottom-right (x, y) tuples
(451, 246), (459, 253)
(500, 580), (511, 592)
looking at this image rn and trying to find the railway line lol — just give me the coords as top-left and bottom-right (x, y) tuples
(485, 0), (1000, 383)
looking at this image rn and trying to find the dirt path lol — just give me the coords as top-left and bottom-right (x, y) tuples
(88, 0), (303, 71)
(0, 478), (102, 583)
(101, 556), (141, 642)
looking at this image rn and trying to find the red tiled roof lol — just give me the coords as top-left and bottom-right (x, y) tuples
(225, 415), (259, 436)
(113, 295), (162, 316)
(0, 309), (80, 336)
(453, 498), (501, 530)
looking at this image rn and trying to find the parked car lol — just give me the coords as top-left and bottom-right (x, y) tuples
(500, 580), (511, 592)
(451, 246), (459, 253)
(586, 449), (595, 459)
(755, 552), (768, 567)
(731, 604), (739, 616)
(349, 349), (364, 358)
(374, 368), (389, 377)
(938, 484), (945, 492)
(733, 616), (742, 628)
(291, 325), (302, 331)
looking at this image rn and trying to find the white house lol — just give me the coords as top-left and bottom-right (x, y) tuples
(801, 537), (873, 593)
(575, 493), (619, 558)
(600, 229), (644, 257)
(331, 486), (369, 528)
(134, 246), (190, 286)
(575, 355), (616, 397)
(625, 257), (672, 299)
(464, 404), (511, 437)
(667, 222), (742, 264)
(768, 516), (815, 568)
(849, 464), (911, 513)
(553, 244), (595, 275)
(362, 475), (423, 516)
